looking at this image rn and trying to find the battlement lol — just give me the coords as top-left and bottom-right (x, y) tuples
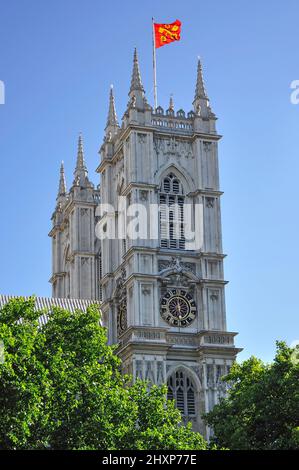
(152, 107), (194, 133)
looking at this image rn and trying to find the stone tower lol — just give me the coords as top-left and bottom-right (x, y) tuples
(49, 135), (100, 299)
(96, 50), (241, 437)
(50, 49), (241, 437)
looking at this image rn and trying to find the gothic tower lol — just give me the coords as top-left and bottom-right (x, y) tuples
(49, 135), (101, 299)
(96, 50), (241, 437)
(50, 49), (241, 437)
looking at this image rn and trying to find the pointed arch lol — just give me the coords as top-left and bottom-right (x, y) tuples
(159, 169), (190, 250)
(166, 364), (201, 420)
(166, 363), (202, 390)
(156, 163), (196, 194)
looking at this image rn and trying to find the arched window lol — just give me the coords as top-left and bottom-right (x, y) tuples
(159, 173), (185, 249)
(167, 370), (196, 418)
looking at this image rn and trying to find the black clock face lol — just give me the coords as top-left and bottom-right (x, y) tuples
(160, 289), (197, 327)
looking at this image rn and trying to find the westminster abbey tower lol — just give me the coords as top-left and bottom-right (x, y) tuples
(49, 49), (241, 437)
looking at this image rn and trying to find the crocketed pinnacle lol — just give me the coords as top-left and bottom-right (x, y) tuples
(169, 94), (174, 110)
(129, 48), (144, 94)
(75, 133), (87, 171)
(194, 58), (208, 101)
(57, 161), (67, 197)
(106, 85), (119, 128)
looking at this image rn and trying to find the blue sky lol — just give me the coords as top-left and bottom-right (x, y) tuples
(0, 0), (298, 362)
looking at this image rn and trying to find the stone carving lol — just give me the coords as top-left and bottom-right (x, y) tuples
(116, 268), (127, 336)
(154, 137), (193, 159)
(191, 365), (203, 384)
(135, 330), (162, 340)
(131, 95), (136, 108)
(210, 290), (219, 301)
(145, 361), (155, 382)
(206, 364), (214, 388)
(203, 141), (212, 154)
(206, 197), (214, 208)
(73, 175), (80, 186)
(141, 286), (151, 296)
(195, 103), (201, 116)
(167, 273), (193, 289)
(204, 334), (232, 345)
(138, 133), (147, 144)
(167, 335), (197, 346)
(216, 365), (222, 384)
(139, 190), (148, 201)
(158, 256), (196, 274)
(56, 201), (63, 213)
(157, 361), (165, 384)
(135, 360), (143, 380)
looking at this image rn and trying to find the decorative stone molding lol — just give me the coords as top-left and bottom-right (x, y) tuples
(141, 286), (151, 296)
(167, 334), (197, 346)
(158, 256), (196, 274)
(154, 137), (193, 159)
(80, 208), (89, 216)
(203, 141), (213, 154)
(210, 290), (219, 301)
(191, 365), (203, 384)
(203, 334), (233, 345)
(137, 133), (147, 144)
(116, 268), (127, 336)
(206, 197), (214, 208)
(139, 190), (148, 201)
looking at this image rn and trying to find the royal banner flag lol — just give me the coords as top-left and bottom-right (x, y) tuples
(154, 19), (181, 48)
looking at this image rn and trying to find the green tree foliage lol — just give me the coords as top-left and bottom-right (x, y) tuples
(0, 297), (207, 450)
(204, 342), (299, 450)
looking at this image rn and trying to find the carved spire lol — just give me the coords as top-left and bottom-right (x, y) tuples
(57, 161), (67, 197)
(169, 94), (174, 111)
(73, 133), (92, 188)
(193, 57), (215, 120)
(105, 85), (119, 137)
(75, 133), (86, 171)
(194, 57), (208, 102)
(129, 48), (144, 94)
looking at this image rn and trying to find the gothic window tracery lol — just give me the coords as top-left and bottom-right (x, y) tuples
(159, 173), (185, 250)
(167, 370), (196, 418)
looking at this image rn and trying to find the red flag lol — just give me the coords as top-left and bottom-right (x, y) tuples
(154, 19), (181, 48)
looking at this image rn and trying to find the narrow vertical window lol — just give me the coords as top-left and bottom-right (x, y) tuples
(159, 173), (185, 249)
(167, 370), (196, 418)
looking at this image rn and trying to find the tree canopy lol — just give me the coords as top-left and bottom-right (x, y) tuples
(204, 342), (299, 450)
(0, 297), (207, 450)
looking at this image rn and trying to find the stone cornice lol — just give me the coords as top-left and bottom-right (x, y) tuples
(188, 189), (224, 198)
(123, 246), (226, 261)
(116, 327), (242, 358)
(49, 272), (66, 284)
(121, 182), (158, 196)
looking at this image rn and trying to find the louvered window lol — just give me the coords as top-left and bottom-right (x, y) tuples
(159, 173), (185, 250)
(167, 370), (196, 418)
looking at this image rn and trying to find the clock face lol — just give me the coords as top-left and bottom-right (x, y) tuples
(160, 289), (197, 327)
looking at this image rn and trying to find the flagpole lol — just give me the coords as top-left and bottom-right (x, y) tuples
(152, 17), (158, 110)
